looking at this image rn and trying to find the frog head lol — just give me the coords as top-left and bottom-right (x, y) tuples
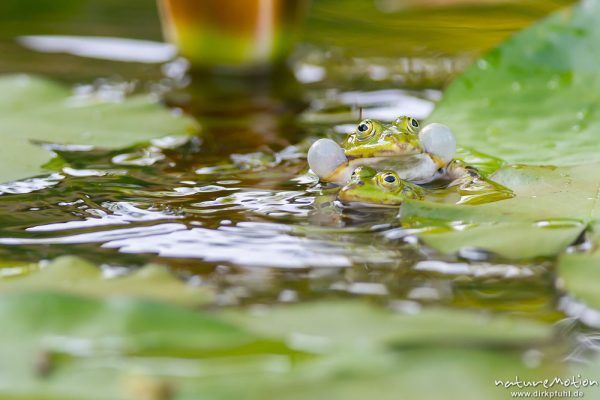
(337, 166), (425, 206)
(393, 116), (421, 134)
(307, 118), (457, 185)
(342, 118), (423, 158)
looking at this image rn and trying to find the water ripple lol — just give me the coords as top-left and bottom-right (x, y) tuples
(0, 223), (185, 245)
(0, 173), (63, 195)
(192, 191), (312, 217)
(104, 224), (352, 268)
(26, 202), (180, 232)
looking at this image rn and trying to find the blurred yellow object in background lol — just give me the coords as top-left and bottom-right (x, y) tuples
(158, 0), (309, 73)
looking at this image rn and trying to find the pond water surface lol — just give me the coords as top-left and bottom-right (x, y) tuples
(0, 0), (593, 355)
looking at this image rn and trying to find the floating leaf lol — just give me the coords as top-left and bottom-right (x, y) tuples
(401, 164), (597, 258)
(0, 256), (214, 306)
(427, 0), (600, 166)
(225, 301), (554, 352)
(400, 0), (600, 258)
(557, 219), (600, 312)
(417, 222), (583, 260)
(0, 295), (563, 400)
(0, 74), (196, 183)
(0, 291), (289, 400)
(221, 349), (563, 400)
(558, 250), (600, 311)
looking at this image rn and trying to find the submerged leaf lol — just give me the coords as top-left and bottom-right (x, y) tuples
(0, 74), (196, 183)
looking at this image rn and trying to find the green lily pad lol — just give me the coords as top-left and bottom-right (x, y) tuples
(225, 301), (554, 352)
(405, 164), (600, 223)
(211, 349), (562, 400)
(401, 164), (600, 258)
(558, 252), (600, 308)
(223, 304), (562, 399)
(0, 74), (196, 183)
(556, 220), (600, 311)
(0, 291), (290, 400)
(406, 0), (600, 258)
(427, 0), (600, 166)
(0, 256), (214, 306)
(0, 294), (562, 400)
(417, 222), (584, 260)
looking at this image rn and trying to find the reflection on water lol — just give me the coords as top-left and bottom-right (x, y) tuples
(0, 70), (558, 324)
(104, 223), (395, 269)
(0, 224), (186, 245)
(0, 0), (583, 335)
(18, 35), (176, 63)
(0, 173), (63, 195)
(26, 202), (182, 232)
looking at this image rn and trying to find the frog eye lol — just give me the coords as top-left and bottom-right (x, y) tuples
(376, 171), (401, 190)
(393, 116), (420, 133)
(405, 118), (420, 133)
(355, 119), (375, 140)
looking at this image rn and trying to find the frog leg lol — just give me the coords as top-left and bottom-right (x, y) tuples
(444, 159), (480, 181)
(445, 160), (514, 205)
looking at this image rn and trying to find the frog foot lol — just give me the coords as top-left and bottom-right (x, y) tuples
(446, 161), (514, 205)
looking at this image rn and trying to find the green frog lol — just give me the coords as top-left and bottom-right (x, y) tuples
(307, 117), (513, 206)
(337, 162), (513, 206)
(307, 117), (456, 186)
(338, 166), (425, 206)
